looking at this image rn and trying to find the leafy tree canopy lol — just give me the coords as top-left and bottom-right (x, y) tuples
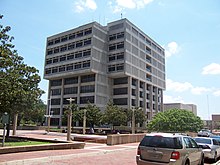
(147, 108), (203, 132)
(125, 107), (146, 126)
(0, 15), (44, 116)
(102, 101), (127, 127)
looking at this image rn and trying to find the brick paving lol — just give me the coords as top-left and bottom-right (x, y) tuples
(1, 130), (217, 165)
(0, 130), (138, 165)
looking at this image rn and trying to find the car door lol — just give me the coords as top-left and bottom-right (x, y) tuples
(183, 137), (201, 165)
(189, 138), (202, 164)
(213, 139), (220, 157)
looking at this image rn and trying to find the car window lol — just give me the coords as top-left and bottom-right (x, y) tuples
(140, 136), (182, 149)
(183, 137), (192, 148)
(189, 138), (199, 148)
(213, 139), (219, 145)
(194, 138), (211, 144)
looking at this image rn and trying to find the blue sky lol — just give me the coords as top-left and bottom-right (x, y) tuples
(1, 0), (220, 120)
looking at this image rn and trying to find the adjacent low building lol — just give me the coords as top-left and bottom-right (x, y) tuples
(163, 103), (197, 116)
(43, 18), (166, 127)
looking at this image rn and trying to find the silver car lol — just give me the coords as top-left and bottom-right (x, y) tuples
(136, 132), (204, 165)
(197, 129), (212, 137)
(194, 137), (220, 162)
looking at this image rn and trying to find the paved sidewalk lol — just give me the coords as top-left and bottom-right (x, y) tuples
(0, 130), (138, 165)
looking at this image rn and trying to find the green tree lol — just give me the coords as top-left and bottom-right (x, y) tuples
(0, 15), (44, 136)
(126, 107), (147, 127)
(85, 102), (102, 128)
(147, 108), (203, 132)
(21, 99), (46, 125)
(102, 101), (127, 129)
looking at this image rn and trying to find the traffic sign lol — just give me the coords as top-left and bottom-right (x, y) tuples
(2, 112), (9, 124)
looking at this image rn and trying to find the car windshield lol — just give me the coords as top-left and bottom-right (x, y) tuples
(200, 129), (210, 132)
(194, 138), (211, 144)
(140, 136), (183, 149)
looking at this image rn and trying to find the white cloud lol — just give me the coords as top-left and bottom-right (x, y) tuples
(164, 41), (180, 58)
(202, 63), (220, 75)
(109, 0), (153, 13)
(213, 90), (220, 97)
(191, 87), (211, 95)
(166, 78), (212, 95)
(163, 95), (184, 103)
(74, 0), (97, 13)
(166, 79), (192, 92)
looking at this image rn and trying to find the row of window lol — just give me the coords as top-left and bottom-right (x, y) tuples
(109, 42), (124, 51)
(47, 38), (91, 55)
(112, 98), (158, 109)
(113, 87), (158, 100)
(46, 49), (91, 65)
(51, 97), (159, 110)
(108, 63), (124, 72)
(113, 77), (160, 94)
(109, 32), (124, 41)
(45, 60), (91, 75)
(108, 52), (124, 62)
(50, 74), (95, 87)
(47, 28), (92, 46)
(131, 26), (163, 55)
(51, 96), (94, 105)
(51, 85), (95, 96)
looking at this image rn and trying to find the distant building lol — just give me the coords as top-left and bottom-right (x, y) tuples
(212, 114), (220, 129)
(43, 18), (166, 126)
(163, 103), (197, 116)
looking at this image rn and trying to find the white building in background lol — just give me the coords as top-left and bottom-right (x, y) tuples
(163, 103), (197, 116)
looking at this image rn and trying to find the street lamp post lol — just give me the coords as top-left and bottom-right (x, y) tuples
(47, 110), (53, 133)
(132, 108), (135, 134)
(44, 97), (52, 133)
(66, 98), (75, 141)
(83, 109), (87, 135)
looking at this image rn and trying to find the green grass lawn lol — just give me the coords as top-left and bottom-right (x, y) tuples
(0, 137), (53, 147)
(4, 141), (51, 147)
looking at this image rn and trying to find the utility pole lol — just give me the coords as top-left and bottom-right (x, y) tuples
(67, 98), (75, 141)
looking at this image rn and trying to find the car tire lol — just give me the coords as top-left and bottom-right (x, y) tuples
(185, 160), (190, 165)
(199, 155), (204, 165)
(213, 152), (217, 163)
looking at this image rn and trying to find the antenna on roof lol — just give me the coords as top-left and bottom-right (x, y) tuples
(121, 13), (123, 19)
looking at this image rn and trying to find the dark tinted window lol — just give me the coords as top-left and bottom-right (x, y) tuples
(64, 77), (78, 85)
(113, 98), (127, 105)
(51, 79), (62, 86)
(140, 136), (183, 149)
(113, 77), (128, 85)
(194, 138), (212, 144)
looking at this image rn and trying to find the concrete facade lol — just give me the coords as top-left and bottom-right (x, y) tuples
(163, 103), (197, 116)
(43, 18), (166, 126)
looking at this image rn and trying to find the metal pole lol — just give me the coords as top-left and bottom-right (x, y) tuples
(47, 116), (51, 133)
(83, 109), (87, 135)
(132, 109), (135, 134)
(2, 123), (6, 147)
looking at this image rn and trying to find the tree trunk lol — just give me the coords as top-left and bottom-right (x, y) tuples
(12, 113), (18, 135)
(6, 114), (10, 138)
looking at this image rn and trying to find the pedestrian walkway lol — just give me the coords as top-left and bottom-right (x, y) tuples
(0, 130), (138, 165)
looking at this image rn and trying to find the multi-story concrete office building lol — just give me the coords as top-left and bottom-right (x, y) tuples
(43, 18), (166, 126)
